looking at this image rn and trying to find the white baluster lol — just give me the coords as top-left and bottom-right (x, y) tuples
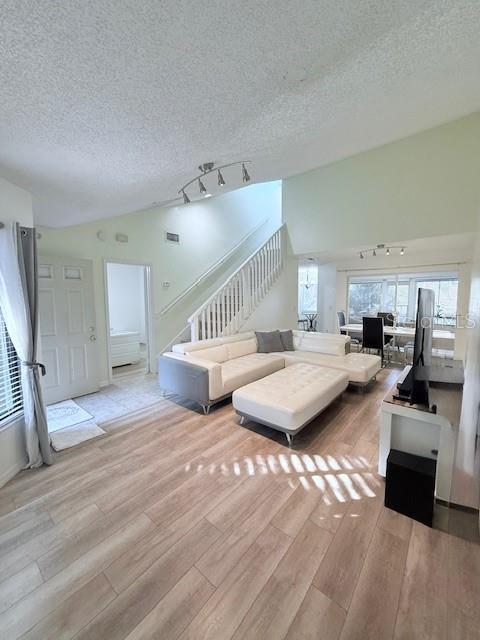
(221, 289), (226, 335)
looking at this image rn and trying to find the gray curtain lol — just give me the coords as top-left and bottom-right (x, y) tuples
(17, 226), (53, 466)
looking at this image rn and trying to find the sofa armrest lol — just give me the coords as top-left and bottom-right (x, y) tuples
(158, 353), (223, 402)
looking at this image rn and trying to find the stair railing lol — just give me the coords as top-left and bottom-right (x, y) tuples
(188, 224), (285, 341)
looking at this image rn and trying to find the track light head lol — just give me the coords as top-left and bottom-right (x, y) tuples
(198, 178), (207, 195)
(373, 249), (376, 257)
(242, 163), (250, 183)
(217, 170), (225, 187)
(386, 247), (390, 256)
(360, 252), (364, 259)
(182, 190), (190, 205)
(400, 247), (405, 255)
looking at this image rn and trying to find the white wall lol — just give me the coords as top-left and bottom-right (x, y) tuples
(283, 113), (480, 255)
(452, 217), (480, 509)
(107, 263), (146, 341)
(0, 177), (33, 487)
(316, 264), (337, 333)
(39, 181), (282, 383)
(242, 259), (298, 332)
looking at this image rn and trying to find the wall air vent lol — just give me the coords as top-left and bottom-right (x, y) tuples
(165, 232), (180, 244)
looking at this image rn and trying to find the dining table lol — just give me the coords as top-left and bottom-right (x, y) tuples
(340, 324), (456, 341)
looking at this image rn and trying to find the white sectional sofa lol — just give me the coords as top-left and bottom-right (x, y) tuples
(158, 330), (381, 415)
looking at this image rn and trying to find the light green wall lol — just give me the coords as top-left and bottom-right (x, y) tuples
(39, 181), (281, 383)
(283, 112), (480, 255)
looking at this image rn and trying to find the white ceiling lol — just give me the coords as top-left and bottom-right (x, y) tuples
(1, 1), (479, 227)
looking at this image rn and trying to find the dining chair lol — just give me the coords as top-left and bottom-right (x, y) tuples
(362, 316), (389, 365)
(377, 311), (395, 326)
(377, 311), (396, 358)
(338, 310), (361, 351)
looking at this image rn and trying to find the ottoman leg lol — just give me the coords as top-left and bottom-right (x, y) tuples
(286, 433), (293, 447)
(239, 415), (247, 425)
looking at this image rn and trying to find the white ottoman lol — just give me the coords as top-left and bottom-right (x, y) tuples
(232, 363), (349, 445)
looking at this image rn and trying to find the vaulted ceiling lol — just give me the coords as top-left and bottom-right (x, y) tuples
(1, 1), (479, 226)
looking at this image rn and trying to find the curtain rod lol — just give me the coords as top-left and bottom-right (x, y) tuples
(337, 260), (469, 273)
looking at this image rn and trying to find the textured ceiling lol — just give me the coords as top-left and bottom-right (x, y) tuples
(1, 0), (479, 227)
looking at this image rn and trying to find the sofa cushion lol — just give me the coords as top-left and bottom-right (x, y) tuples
(226, 338), (257, 361)
(221, 353), (284, 395)
(172, 331), (255, 355)
(173, 337), (225, 354)
(279, 329), (295, 351)
(255, 330), (284, 353)
(293, 331), (349, 356)
(185, 344), (228, 363)
(280, 351), (381, 384)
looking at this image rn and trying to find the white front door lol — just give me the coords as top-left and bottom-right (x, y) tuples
(38, 255), (99, 405)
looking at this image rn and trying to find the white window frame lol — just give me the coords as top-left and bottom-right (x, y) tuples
(347, 271), (459, 326)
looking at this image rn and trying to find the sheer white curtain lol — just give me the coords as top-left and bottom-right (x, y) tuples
(0, 221), (52, 467)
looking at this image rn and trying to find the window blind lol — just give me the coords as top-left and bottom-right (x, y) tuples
(0, 306), (23, 423)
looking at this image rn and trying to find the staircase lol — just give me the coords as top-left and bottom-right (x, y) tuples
(188, 225), (285, 341)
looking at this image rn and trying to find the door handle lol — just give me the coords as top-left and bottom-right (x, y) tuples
(89, 335), (96, 342)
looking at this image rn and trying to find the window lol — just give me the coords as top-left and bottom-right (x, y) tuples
(0, 306), (22, 423)
(415, 278), (458, 326)
(347, 272), (459, 326)
(348, 281), (382, 322)
(298, 264), (318, 314)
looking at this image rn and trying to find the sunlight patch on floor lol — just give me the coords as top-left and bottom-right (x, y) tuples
(183, 451), (379, 503)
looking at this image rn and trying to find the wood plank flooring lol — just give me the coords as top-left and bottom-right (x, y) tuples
(0, 367), (478, 640)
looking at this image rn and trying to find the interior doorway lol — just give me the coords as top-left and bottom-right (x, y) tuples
(104, 261), (153, 381)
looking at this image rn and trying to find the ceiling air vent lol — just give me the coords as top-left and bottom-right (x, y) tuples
(165, 231), (180, 244)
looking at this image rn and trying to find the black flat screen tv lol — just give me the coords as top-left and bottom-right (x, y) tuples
(396, 288), (434, 407)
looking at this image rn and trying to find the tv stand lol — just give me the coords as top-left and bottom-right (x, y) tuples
(379, 366), (462, 503)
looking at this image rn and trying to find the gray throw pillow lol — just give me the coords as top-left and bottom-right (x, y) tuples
(279, 329), (295, 351)
(255, 330), (284, 353)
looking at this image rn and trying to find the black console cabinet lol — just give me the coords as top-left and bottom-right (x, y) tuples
(385, 449), (436, 527)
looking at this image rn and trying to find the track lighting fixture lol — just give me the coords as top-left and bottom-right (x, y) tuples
(357, 244), (407, 259)
(178, 161), (252, 204)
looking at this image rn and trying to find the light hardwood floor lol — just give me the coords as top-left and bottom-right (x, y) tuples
(0, 367), (478, 640)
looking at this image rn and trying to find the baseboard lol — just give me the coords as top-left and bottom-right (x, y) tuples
(0, 457), (26, 489)
(436, 498), (479, 514)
